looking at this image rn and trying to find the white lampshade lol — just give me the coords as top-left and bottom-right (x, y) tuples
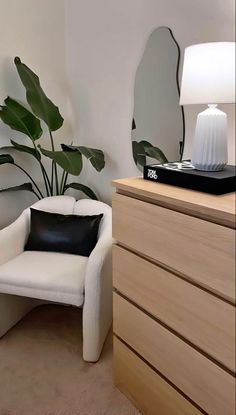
(180, 42), (236, 105)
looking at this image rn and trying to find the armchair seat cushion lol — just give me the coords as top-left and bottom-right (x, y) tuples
(0, 251), (88, 306)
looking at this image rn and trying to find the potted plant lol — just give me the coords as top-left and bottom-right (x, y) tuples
(0, 57), (105, 200)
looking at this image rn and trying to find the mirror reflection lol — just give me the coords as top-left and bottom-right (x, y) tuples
(132, 27), (185, 170)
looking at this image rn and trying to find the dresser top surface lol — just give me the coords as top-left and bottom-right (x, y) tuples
(112, 177), (235, 228)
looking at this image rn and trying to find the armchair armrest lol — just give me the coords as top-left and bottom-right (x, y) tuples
(0, 210), (29, 266)
(87, 235), (113, 273)
(84, 234), (113, 305)
(82, 234), (113, 361)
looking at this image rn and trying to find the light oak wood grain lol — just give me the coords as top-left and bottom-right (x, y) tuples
(112, 193), (235, 303)
(113, 293), (236, 415)
(113, 245), (236, 372)
(114, 337), (203, 415)
(112, 177), (236, 228)
(112, 178), (236, 414)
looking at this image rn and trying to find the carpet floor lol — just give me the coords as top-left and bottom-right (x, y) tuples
(0, 305), (140, 415)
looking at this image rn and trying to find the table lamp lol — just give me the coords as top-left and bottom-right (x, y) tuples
(180, 42), (235, 171)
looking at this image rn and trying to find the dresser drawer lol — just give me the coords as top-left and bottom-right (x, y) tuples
(113, 293), (236, 415)
(112, 193), (235, 303)
(114, 337), (202, 415)
(113, 245), (235, 372)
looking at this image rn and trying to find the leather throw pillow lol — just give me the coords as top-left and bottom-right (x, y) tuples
(25, 208), (103, 257)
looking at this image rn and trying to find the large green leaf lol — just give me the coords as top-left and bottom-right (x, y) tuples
(2, 141), (41, 161)
(76, 146), (105, 172)
(64, 182), (98, 200)
(132, 140), (168, 167)
(14, 57), (64, 131)
(0, 154), (14, 165)
(132, 141), (146, 167)
(139, 140), (168, 163)
(62, 145), (105, 172)
(39, 146), (83, 176)
(10, 140), (41, 160)
(0, 182), (36, 194)
(138, 140), (154, 151)
(0, 97), (42, 140)
(145, 146), (168, 163)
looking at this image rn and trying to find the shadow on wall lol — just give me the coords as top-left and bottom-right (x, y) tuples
(0, 191), (35, 229)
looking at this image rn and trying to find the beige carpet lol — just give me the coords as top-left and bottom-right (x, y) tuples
(0, 305), (140, 415)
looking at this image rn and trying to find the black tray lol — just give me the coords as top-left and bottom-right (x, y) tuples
(143, 162), (236, 195)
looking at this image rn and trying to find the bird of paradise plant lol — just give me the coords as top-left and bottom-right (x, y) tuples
(0, 57), (105, 200)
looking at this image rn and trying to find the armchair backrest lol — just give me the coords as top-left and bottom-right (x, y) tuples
(27, 196), (112, 244)
(73, 199), (112, 241)
(30, 196), (75, 215)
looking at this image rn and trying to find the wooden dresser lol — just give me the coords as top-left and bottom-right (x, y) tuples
(112, 177), (235, 415)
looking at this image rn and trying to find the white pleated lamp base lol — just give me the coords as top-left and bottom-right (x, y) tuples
(192, 105), (228, 171)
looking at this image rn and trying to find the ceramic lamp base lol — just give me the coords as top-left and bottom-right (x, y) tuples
(192, 104), (228, 171)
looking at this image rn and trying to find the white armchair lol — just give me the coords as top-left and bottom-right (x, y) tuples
(0, 196), (112, 362)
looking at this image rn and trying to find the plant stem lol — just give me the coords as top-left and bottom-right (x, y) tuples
(32, 141), (51, 196)
(14, 163), (44, 199)
(60, 170), (66, 195)
(49, 131), (54, 194)
(51, 161), (54, 195)
(49, 130), (59, 195)
(41, 163), (52, 196)
(32, 190), (41, 200)
(62, 172), (69, 194)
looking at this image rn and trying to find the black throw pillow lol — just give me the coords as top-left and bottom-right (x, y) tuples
(25, 208), (103, 257)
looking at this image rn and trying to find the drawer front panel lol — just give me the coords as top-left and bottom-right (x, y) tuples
(112, 193), (235, 302)
(114, 337), (202, 415)
(113, 245), (235, 372)
(113, 293), (236, 415)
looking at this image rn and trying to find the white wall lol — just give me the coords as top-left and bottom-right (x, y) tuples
(65, 0), (235, 203)
(0, 0), (235, 226)
(0, 0), (72, 228)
